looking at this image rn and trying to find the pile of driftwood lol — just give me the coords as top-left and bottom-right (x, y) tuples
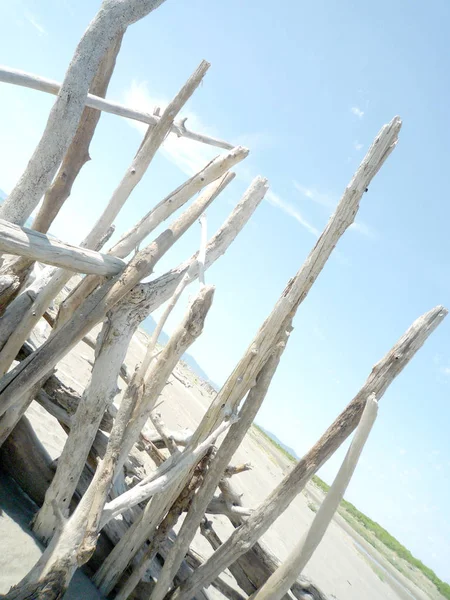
(0, 2), (446, 600)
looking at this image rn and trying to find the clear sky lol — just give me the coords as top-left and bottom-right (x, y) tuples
(1, 0), (449, 583)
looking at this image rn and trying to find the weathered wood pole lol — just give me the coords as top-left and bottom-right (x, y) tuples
(0, 66), (234, 150)
(0, 0), (167, 226)
(32, 33), (124, 233)
(0, 219), (126, 275)
(109, 147), (247, 260)
(83, 59), (210, 249)
(189, 117), (402, 448)
(169, 305), (447, 600)
(252, 395), (378, 600)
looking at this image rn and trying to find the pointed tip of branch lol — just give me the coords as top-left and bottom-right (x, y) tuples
(231, 145), (250, 159)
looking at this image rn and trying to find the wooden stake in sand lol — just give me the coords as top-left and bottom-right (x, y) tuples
(252, 395), (378, 600)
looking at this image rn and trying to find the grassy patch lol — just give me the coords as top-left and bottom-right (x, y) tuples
(312, 475), (450, 599)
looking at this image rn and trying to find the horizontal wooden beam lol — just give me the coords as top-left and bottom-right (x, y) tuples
(0, 218), (126, 276)
(0, 66), (234, 151)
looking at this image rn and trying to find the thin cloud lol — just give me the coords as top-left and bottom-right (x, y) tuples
(349, 221), (377, 239)
(354, 141), (363, 151)
(123, 79), (222, 176)
(24, 11), (47, 36)
(266, 190), (320, 237)
(293, 181), (335, 208)
(440, 366), (450, 376)
(351, 106), (364, 119)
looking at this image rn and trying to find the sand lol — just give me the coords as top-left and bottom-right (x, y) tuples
(0, 321), (435, 600)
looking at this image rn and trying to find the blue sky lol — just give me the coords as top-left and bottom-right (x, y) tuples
(1, 0), (449, 583)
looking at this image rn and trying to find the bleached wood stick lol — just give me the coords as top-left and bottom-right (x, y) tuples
(169, 306), (447, 600)
(0, 266), (57, 354)
(0, 66), (233, 151)
(0, 268), (73, 378)
(205, 498), (252, 518)
(32, 300), (147, 543)
(83, 59), (210, 249)
(224, 463), (252, 477)
(253, 396), (378, 600)
(114, 284), (216, 477)
(150, 412), (179, 455)
(0, 229), (113, 373)
(0, 174), (220, 419)
(110, 149), (246, 259)
(31, 35), (124, 234)
(0, 218), (126, 275)
(189, 118), (402, 450)
(149, 325), (291, 600)
(0, 0), (167, 227)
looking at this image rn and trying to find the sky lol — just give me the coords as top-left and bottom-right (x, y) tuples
(0, 0), (449, 583)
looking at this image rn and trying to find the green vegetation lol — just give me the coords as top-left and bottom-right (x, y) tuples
(312, 476), (450, 599)
(307, 501), (318, 513)
(253, 424), (297, 463)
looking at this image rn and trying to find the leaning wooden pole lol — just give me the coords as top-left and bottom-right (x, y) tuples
(189, 117), (402, 449)
(252, 395), (378, 600)
(32, 32), (124, 234)
(169, 305), (447, 600)
(0, 0), (167, 225)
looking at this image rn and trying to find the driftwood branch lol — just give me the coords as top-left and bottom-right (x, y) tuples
(32, 300), (148, 542)
(83, 59), (210, 250)
(113, 451), (212, 600)
(253, 396), (378, 600)
(189, 118), (402, 449)
(31, 35), (124, 234)
(0, 65), (234, 151)
(0, 218), (126, 275)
